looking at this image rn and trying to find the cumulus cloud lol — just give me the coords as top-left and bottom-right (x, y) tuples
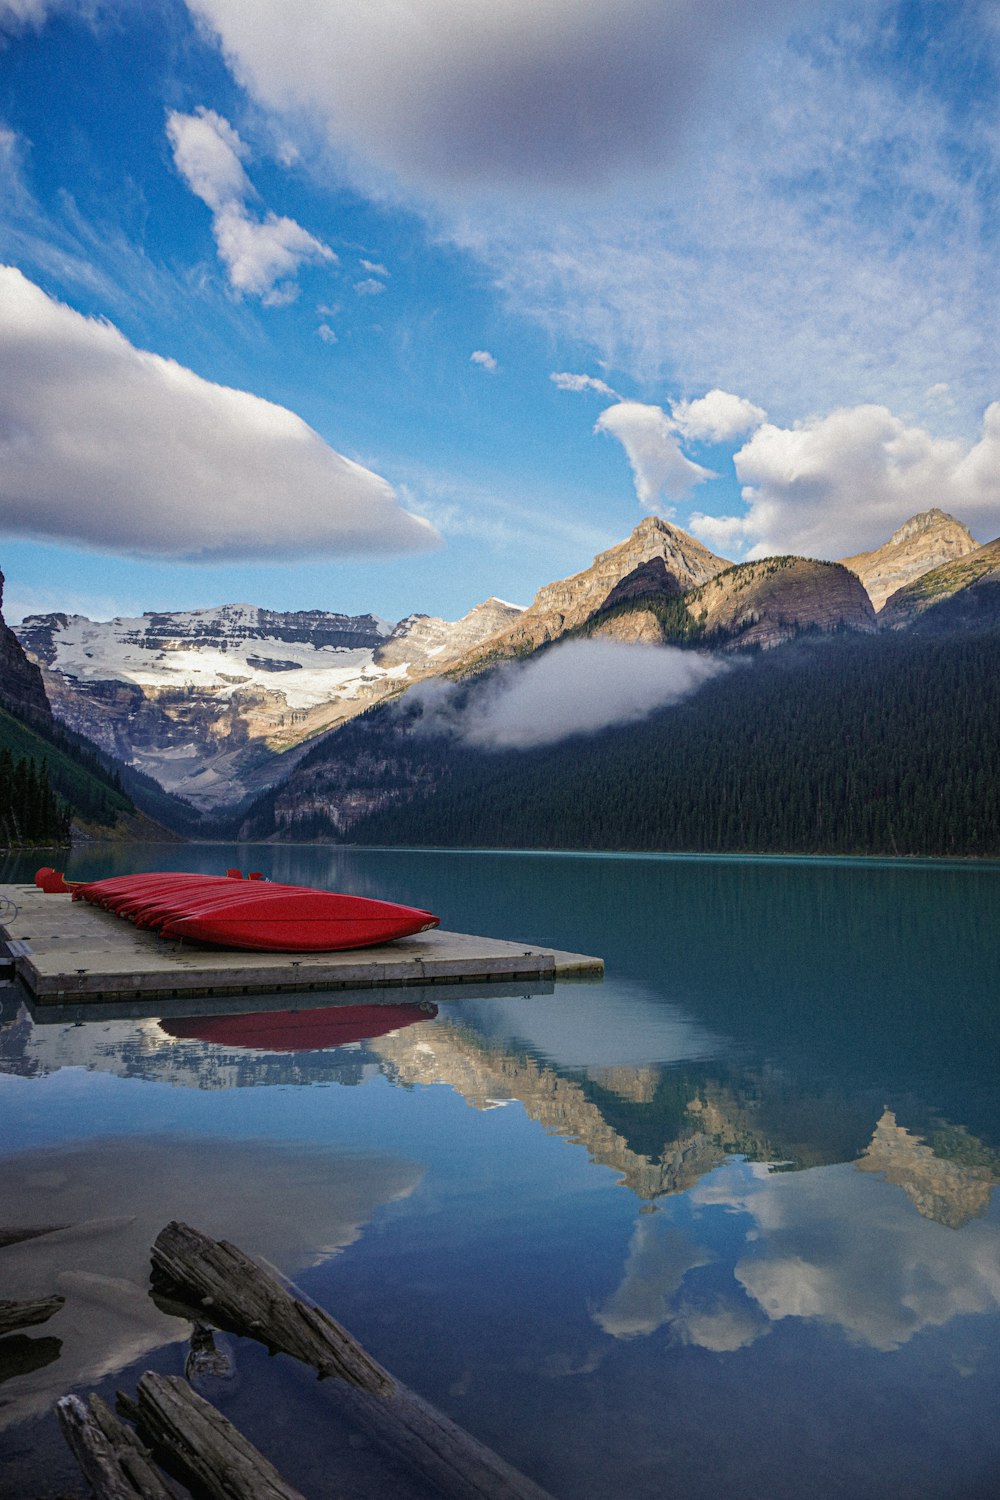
(166, 106), (334, 301)
(353, 276), (384, 296)
(360, 258), (389, 277)
(671, 388), (766, 444)
(595, 401), (714, 513)
(405, 638), (726, 751)
(551, 371), (620, 400)
(186, 0), (809, 195)
(689, 403), (1000, 559)
(0, 265), (439, 559)
(470, 349), (497, 372)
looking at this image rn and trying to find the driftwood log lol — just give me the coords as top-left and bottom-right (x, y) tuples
(151, 1222), (391, 1394)
(0, 1294), (65, 1336)
(151, 1221), (555, 1500)
(56, 1391), (177, 1500)
(132, 1372), (308, 1500)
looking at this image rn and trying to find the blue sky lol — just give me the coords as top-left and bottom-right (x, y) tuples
(1, 0), (1000, 627)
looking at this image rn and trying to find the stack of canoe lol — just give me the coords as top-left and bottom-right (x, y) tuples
(69, 871), (440, 953)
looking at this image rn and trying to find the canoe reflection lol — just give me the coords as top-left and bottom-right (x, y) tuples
(160, 1001), (437, 1053)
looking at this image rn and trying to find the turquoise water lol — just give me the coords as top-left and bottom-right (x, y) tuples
(2, 845), (999, 1497)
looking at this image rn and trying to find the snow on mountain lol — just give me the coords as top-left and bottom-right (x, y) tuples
(14, 598), (523, 809)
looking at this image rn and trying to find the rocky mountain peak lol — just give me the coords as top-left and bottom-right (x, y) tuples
(887, 507), (964, 548)
(450, 517), (730, 670)
(841, 509), (978, 612)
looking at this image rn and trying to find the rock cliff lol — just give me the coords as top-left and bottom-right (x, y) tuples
(590, 555), (877, 651)
(683, 556), (877, 649)
(879, 536), (1000, 631)
(0, 569), (51, 728)
(450, 516), (729, 672)
(841, 509), (979, 612)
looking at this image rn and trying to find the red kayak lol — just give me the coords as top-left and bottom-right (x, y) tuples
(71, 872), (440, 953)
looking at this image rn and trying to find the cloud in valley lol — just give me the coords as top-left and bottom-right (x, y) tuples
(167, 106), (335, 302)
(407, 638), (726, 751)
(595, 401), (715, 513)
(689, 403), (1000, 559)
(0, 265), (440, 559)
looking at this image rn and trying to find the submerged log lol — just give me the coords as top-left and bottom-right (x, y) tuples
(0, 1333), (62, 1385)
(0, 1294), (64, 1336)
(133, 1372), (307, 1500)
(0, 1223), (69, 1249)
(56, 1392), (177, 1500)
(151, 1221), (556, 1500)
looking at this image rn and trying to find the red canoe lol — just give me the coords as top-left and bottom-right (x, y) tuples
(71, 872), (440, 953)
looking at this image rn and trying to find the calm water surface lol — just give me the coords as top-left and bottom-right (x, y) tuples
(1, 845), (999, 1498)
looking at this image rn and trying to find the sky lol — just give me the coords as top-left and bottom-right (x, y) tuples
(1, 0), (1000, 627)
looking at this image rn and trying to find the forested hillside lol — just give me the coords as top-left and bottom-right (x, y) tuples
(343, 630), (1000, 858)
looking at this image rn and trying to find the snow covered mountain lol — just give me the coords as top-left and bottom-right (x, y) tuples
(16, 598), (523, 809)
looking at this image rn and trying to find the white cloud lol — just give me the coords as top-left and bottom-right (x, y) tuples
(186, 0), (811, 195)
(360, 258), (389, 277)
(407, 638), (726, 750)
(167, 106), (335, 301)
(671, 388), (766, 444)
(470, 349), (497, 372)
(184, 4), (1000, 431)
(0, 265), (439, 559)
(551, 371), (620, 400)
(316, 321), (337, 343)
(689, 403), (1000, 559)
(595, 401), (714, 513)
(353, 276), (384, 296)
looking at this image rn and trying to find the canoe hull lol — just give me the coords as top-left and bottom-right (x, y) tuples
(72, 873), (440, 953)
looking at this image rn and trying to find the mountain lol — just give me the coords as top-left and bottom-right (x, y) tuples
(587, 555), (876, 650)
(16, 598), (523, 810)
(878, 536), (1000, 631)
(0, 569), (51, 730)
(447, 516), (729, 672)
(13, 508), (998, 841)
(841, 508), (979, 612)
(0, 574), (188, 844)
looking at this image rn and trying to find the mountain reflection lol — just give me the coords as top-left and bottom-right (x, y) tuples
(5, 994), (998, 1229)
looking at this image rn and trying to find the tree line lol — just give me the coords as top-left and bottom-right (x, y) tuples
(0, 748), (71, 847)
(342, 629), (1000, 858)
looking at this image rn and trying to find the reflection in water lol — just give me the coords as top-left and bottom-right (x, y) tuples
(0, 1138), (423, 1430)
(160, 999), (438, 1052)
(595, 1154), (1000, 1356)
(3, 847), (1000, 1500)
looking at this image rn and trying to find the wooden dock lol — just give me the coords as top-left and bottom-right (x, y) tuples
(0, 884), (603, 1005)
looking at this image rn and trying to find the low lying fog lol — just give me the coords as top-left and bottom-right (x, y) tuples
(406, 638), (727, 750)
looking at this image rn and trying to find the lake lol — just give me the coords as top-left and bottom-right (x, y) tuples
(2, 844), (999, 1498)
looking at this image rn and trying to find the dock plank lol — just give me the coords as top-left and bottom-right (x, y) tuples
(0, 885), (603, 1004)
